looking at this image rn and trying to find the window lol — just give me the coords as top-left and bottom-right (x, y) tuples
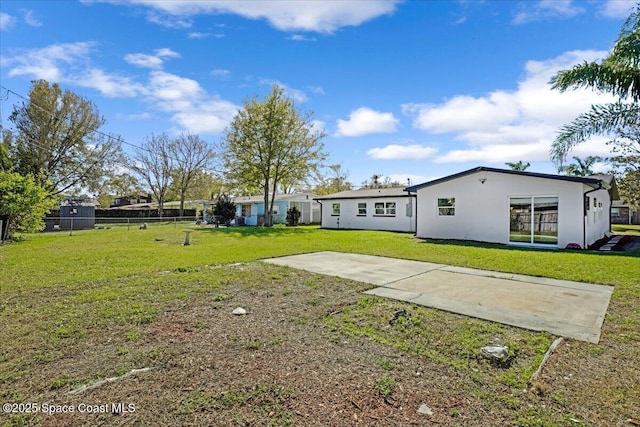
(437, 198), (455, 216)
(612, 208), (620, 217)
(241, 204), (251, 217)
(509, 196), (558, 245)
(374, 202), (396, 216)
(357, 203), (367, 216)
(332, 203), (340, 216)
(271, 205), (280, 216)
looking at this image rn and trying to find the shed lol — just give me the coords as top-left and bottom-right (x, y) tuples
(59, 205), (96, 231)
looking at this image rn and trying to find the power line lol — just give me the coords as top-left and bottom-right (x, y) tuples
(0, 85), (214, 170)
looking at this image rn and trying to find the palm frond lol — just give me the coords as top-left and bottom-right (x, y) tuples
(550, 102), (640, 165)
(550, 62), (640, 102)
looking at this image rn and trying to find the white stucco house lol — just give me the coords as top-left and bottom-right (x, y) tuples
(405, 167), (618, 249)
(315, 188), (416, 232)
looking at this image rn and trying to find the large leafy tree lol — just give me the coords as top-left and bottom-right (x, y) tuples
(168, 133), (215, 217)
(7, 80), (122, 196)
(221, 85), (326, 226)
(129, 133), (174, 217)
(0, 171), (57, 239)
(549, 6), (640, 166)
(312, 163), (353, 195)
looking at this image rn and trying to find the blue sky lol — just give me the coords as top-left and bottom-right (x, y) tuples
(0, 0), (635, 189)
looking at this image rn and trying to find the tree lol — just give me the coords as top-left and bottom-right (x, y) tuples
(0, 171), (57, 239)
(129, 134), (173, 217)
(169, 133), (215, 217)
(549, 7), (640, 166)
(312, 163), (353, 195)
(221, 85), (326, 226)
(618, 168), (640, 207)
(0, 142), (11, 172)
(505, 161), (530, 171)
(360, 174), (403, 189)
(558, 156), (602, 176)
(212, 194), (236, 225)
(7, 80), (122, 196)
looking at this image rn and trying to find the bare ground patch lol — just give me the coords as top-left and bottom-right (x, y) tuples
(1, 262), (638, 426)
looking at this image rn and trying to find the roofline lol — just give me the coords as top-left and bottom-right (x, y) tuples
(314, 193), (416, 201)
(404, 166), (607, 192)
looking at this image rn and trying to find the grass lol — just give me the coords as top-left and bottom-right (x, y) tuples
(1, 224), (639, 426)
(613, 223), (640, 235)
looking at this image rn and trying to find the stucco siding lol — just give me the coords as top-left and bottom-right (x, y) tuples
(320, 196), (416, 232)
(415, 171), (608, 248)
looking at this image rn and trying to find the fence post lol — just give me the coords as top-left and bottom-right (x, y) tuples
(127, 218), (130, 230)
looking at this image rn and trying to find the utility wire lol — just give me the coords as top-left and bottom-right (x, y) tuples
(0, 85), (214, 170)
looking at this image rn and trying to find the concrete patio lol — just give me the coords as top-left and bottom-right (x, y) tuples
(263, 251), (614, 343)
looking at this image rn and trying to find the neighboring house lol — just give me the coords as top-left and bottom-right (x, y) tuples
(611, 200), (640, 225)
(315, 188), (416, 232)
(110, 193), (152, 208)
(405, 167), (619, 249)
(203, 193), (320, 225)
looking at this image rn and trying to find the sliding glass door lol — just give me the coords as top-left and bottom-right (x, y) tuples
(509, 197), (558, 245)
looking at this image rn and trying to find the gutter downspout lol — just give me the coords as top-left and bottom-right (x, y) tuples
(316, 199), (323, 227)
(407, 190), (417, 236)
(583, 182), (603, 249)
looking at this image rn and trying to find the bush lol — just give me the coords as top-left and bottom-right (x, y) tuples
(214, 194), (236, 225)
(286, 206), (301, 226)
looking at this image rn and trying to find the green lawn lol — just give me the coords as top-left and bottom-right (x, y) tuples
(613, 223), (640, 235)
(1, 225), (639, 426)
(2, 224), (638, 289)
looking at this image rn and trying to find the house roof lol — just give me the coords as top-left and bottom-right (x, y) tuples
(314, 187), (412, 200)
(233, 193), (317, 204)
(405, 167), (617, 198)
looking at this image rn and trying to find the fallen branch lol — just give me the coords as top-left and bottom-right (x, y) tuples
(68, 367), (155, 395)
(528, 338), (564, 388)
(628, 419), (640, 426)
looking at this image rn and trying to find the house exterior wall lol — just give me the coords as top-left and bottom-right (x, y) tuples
(415, 171), (610, 248)
(584, 186), (611, 247)
(319, 196), (416, 232)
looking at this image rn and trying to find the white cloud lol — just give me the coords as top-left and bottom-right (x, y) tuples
(211, 68), (231, 79)
(405, 49), (617, 164)
(22, 9), (43, 27)
(335, 107), (399, 137)
(145, 71), (239, 134)
(0, 12), (17, 31)
(188, 31), (211, 39)
(4, 42), (96, 82)
(512, 0), (585, 25)
(2, 42), (237, 135)
(75, 68), (144, 97)
(600, 0), (636, 18)
(89, 0), (401, 33)
(124, 48), (179, 69)
(288, 34), (317, 42)
(367, 144), (437, 160)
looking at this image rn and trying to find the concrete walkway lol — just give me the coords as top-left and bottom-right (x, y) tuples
(263, 251), (613, 343)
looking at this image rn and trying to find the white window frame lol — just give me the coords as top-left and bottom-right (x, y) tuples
(374, 201), (396, 216)
(331, 202), (340, 216)
(357, 202), (367, 216)
(437, 198), (455, 216)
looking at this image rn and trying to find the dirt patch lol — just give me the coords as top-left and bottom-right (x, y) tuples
(2, 262), (638, 426)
